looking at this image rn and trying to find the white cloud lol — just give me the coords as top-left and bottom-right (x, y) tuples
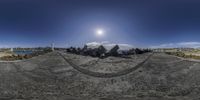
(150, 42), (200, 48)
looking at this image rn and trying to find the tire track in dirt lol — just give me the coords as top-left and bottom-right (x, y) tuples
(57, 52), (154, 78)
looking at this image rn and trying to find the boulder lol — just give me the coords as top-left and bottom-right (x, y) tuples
(107, 45), (119, 56)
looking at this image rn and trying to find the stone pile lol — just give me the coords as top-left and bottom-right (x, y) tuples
(66, 45), (152, 58)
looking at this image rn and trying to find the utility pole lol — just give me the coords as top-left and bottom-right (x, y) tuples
(51, 43), (55, 51)
(10, 48), (13, 52)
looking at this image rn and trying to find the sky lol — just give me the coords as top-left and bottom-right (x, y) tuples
(0, 0), (200, 48)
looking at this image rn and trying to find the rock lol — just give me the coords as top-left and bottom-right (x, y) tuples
(107, 45), (119, 56)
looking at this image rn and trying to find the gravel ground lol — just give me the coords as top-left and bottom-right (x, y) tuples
(0, 51), (200, 100)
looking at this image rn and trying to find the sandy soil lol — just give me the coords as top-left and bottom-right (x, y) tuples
(0, 52), (12, 57)
(0, 51), (200, 100)
(184, 51), (200, 56)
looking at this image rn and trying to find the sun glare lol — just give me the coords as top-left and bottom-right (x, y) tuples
(96, 29), (104, 36)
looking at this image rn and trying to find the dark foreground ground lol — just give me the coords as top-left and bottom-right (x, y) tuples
(0, 51), (200, 100)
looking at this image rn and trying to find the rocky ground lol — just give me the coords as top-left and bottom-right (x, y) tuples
(0, 51), (200, 100)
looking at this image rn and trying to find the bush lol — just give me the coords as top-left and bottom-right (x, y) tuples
(166, 52), (200, 60)
(0, 48), (53, 61)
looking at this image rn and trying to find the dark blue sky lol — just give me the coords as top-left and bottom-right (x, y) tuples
(0, 0), (200, 47)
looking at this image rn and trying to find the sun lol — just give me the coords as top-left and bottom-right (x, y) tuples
(96, 29), (104, 36)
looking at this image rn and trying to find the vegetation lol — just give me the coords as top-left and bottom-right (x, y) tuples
(166, 52), (200, 60)
(0, 54), (32, 61)
(0, 48), (53, 61)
